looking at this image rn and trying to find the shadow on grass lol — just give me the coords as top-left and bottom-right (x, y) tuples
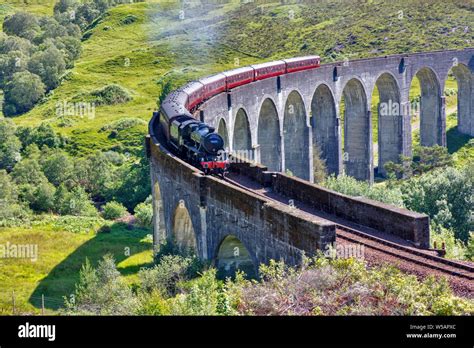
(447, 126), (471, 154)
(29, 222), (153, 310)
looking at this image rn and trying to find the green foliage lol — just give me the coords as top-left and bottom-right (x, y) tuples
(56, 186), (97, 217)
(400, 165), (473, 241)
(324, 174), (404, 207)
(139, 254), (197, 297)
(385, 146), (453, 177)
(313, 144), (327, 183)
(64, 255), (139, 315)
(90, 84), (132, 106)
(4, 71), (45, 115)
(102, 201), (127, 220)
(28, 44), (66, 90)
(134, 199), (152, 228)
(17, 123), (67, 149)
(0, 169), (28, 221)
(99, 117), (146, 133)
(40, 149), (73, 186)
(2, 12), (39, 40)
(157, 80), (172, 106)
(0, 118), (21, 170)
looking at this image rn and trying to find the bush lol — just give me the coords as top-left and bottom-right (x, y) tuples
(90, 84), (132, 106)
(4, 71), (46, 115)
(139, 254), (196, 297)
(102, 201), (127, 220)
(134, 200), (153, 228)
(401, 165), (473, 241)
(323, 174), (404, 207)
(64, 255), (139, 315)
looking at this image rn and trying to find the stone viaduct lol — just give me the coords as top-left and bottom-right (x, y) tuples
(147, 48), (473, 277)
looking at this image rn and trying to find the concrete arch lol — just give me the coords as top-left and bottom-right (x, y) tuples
(283, 90), (310, 180)
(311, 83), (338, 175)
(152, 181), (166, 246)
(233, 108), (252, 160)
(216, 234), (256, 279)
(374, 72), (402, 177)
(412, 67), (443, 146)
(342, 78), (371, 181)
(258, 98), (282, 171)
(217, 117), (229, 149)
(448, 63), (473, 136)
(172, 201), (197, 252)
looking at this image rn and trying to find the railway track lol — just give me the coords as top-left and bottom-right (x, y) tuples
(220, 175), (474, 284)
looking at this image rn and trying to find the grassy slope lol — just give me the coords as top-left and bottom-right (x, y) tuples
(0, 221), (153, 314)
(0, 0), (472, 312)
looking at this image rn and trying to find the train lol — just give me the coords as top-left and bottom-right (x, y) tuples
(155, 56), (321, 175)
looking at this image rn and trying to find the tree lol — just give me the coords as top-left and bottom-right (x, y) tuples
(30, 181), (56, 212)
(17, 124), (66, 149)
(4, 71), (45, 115)
(0, 169), (26, 220)
(54, 0), (79, 14)
(312, 144), (327, 183)
(0, 118), (21, 171)
(0, 50), (29, 88)
(41, 149), (73, 186)
(2, 12), (40, 41)
(0, 35), (34, 55)
(28, 45), (66, 90)
(11, 158), (47, 186)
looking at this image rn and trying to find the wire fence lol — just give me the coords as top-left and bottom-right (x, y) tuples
(0, 291), (65, 315)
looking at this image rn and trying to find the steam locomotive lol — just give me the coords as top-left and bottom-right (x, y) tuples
(153, 56), (321, 175)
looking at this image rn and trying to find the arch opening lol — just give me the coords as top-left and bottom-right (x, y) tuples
(445, 64), (473, 147)
(283, 90), (309, 180)
(341, 78), (371, 181)
(373, 73), (402, 177)
(217, 118), (229, 150)
(172, 202), (197, 253)
(258, 98), (281, 171)
(311, 84), (338, 177)
(233, 108), (252, 160)
(411, 67), (442, 147)
(216, 235), (255, 279)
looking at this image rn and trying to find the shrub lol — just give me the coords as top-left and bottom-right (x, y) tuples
(64, 255), (139, 315)
(139, 254), (196, 297)
(90, 84), (132, 106)
(323, 174), (404, 207)
(134, 200), (153, 228)
(102, 201), (127, 220)
(401, 165), (473, 241)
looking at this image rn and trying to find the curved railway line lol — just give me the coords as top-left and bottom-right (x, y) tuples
(220, 174), (474, 297)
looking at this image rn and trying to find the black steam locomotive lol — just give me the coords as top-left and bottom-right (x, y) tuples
(153, 89), (229, 175)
